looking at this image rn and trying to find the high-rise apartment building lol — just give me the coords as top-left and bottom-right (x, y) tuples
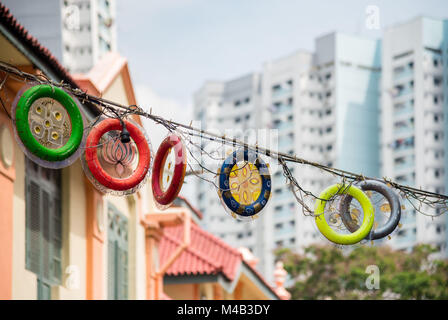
(194, 32), (382, 281)
(381, 17), (448, 257)
(3, 0), (116, 73)
(193, 73), (264, 256)
(260, 51), (314, 280)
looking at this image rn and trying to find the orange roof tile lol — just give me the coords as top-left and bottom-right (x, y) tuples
(159, 220), (281, 299)
(160, 222), (242, 281)
(73, 52), (127, 94)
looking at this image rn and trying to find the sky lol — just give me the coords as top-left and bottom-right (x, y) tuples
(116, 0), (448, 118)
(115, 0), (448, 201)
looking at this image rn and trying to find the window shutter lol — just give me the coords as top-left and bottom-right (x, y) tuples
(107, 204), (128, 300)
(42, 191), (51, 281)
(51, 198), (62, 282)
(118, 247), (128, 300)
(108, 239), (117, 299)
(25, 158), (63, 298)
(26, 181), (41, 275)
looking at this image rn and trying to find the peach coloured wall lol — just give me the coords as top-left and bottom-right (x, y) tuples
(0, 114), (15, 299)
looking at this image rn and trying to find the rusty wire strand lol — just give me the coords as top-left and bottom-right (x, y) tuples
(1, 61), (447, 218)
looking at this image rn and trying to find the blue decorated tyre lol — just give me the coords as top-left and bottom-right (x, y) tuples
(217, 148), (272, 221)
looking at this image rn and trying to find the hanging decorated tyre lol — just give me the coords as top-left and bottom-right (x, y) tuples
(12, 84), (84, 168)
(152, 133), (187, 209)
(314, 183), (374, 245)
(82, 117), (152, 195)
(339, 180), (401, 240)
(217, 148), (271, 221)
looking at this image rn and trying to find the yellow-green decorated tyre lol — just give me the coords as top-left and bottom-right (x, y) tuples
(314, 183), (374, 245)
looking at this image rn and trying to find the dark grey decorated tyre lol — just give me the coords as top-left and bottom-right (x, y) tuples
(339, 179), (401, 240)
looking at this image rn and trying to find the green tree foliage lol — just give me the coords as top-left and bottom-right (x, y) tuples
(275, 244), (448, 300)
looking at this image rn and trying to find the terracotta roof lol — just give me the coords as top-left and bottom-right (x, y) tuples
(161, 292), (172, 300)
(159, 221), (281, 299)
(72, 51), (140, 123)
(73, 52), (128, 95)
(0, 3), (76, 86)
(160, 222), (241, 280)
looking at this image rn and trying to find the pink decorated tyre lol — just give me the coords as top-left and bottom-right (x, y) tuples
(152, 134), (187, 207)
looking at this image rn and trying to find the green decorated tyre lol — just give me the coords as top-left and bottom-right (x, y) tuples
(13, 84), (84, 168)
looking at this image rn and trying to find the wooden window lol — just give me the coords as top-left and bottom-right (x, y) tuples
(25, 158), (62, 300)
(107, 204), (128, 300)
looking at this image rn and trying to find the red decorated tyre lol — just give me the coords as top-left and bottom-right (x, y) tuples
(152, 134), (187, 208)
(84, 118), (152, 192)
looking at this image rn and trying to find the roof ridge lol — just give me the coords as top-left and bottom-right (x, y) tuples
(161, 229), (223, 270)
(189, 223), (242, 256)
(0, 3), (76, 86)
(176, 196), (203, 219)
(241, 260), (280, 299)
(161, 223), (243, 280)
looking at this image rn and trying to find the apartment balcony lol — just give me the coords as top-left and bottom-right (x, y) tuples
(302, 152), (327, 165)
(274, 225), (296, 237)
(325, 95), (336, 107)
(319, 115), (336, 128)
(228, 103), (256, 117)
(278, 136), (295, 150)
(394, 103), (414, 119)
(396, 86), (413, 98)
(273, 191), (295, 203)
(394, 126), (414, 139)
(395, 178), (416, 188)
(399, 212), (417, 224)
(299, 96), (325, 109)
(423, 81), (444, 93)
(394, 160), (415, 174)
(301, 131), (318, 143)
(425, 233), (447, 246)
(392, 144), (415, 157)
(276, 103), (293, 114)
(424, 137), (444, 149)
(423, 62), (444, 76)
(305, 81), (324, 92)
(393, 67), (414, 82)
(424, 157), (445, 168)
(316, 133), (336, 145)
(62, 29), (91, 47)
(424, 100), (444, 112)
(322, 77), (335, 90)
(274, 121), (294, 132)
(272, 87), (293, 99)
(273, 208), (295, 221)
(424, 119), (444, 131)
(272, 109), (293, 123)
(301, 166), (329, 181)
(269, 103), (291, 114)
(392, 93), (413, 106)
(394, 229), (417, 245)
(424, 174), (445, 186)
(98, 1), (113, 18)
